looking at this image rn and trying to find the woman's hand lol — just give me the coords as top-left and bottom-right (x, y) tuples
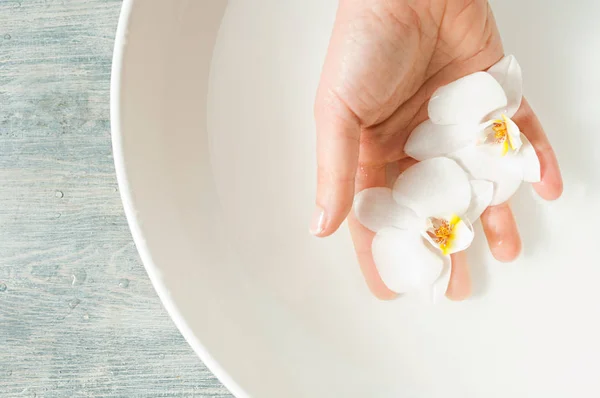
(311, 0), (562, 300)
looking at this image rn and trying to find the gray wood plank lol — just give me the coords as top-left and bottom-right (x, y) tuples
(0, 1), (232, 396)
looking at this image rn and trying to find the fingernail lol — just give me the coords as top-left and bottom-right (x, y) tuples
(309, 206), (326, 236)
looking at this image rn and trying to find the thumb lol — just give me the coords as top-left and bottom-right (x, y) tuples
(311, 89), (361, 237)
(310, 1), (366, 237)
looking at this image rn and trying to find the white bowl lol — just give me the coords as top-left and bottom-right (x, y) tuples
(111, 1), (600, 397)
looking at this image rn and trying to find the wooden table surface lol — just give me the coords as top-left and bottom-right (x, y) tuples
(0, 1), (231, 396)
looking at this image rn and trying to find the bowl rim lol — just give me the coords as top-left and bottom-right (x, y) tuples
(109, 1), (247, 397)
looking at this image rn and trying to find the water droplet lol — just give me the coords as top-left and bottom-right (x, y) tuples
(159, 353), (165, 359)
(55, 213), (62, 218)
(118, 278), (129, 288)
(0, 283), (6, 292)
(113, 187), (119, 193)
(82, 313), (90, 320)
(55, 190), (64, 198)
(6, 370), (12, 376)
(4, 34), (11, 40)
(68, 298), (81, 309)
(71, 269), (87, 286)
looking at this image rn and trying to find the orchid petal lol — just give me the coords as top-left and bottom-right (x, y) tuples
(518, 135), (541, 183)
(354, 187), (420, 232)
(393, 157), (471, 218)
(404, 120), (481, 161)
(372, 228), (444, 294)
(447, 219), (474, 254)
(428, 72), (508, 125)
(466, 180), (494, 222)
(487, 55), (523, 118)
(431, 255), (451, 303)
(449, 145), (523, 205)
(505, 116), (523, 151)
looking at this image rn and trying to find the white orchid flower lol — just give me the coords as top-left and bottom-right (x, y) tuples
(404, 55), (541, 205)
(353, 158), (493, 300)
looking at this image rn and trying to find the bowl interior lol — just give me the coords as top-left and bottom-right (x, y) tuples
(113, 1), (600, 397)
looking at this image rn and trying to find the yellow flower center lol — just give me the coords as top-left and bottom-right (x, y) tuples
(486, 115), (516, 156)
(426, 215), (461, 255)
(492, 120), (508, 142)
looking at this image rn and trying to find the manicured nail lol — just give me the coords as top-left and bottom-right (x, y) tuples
(309, 206), (326, 236)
